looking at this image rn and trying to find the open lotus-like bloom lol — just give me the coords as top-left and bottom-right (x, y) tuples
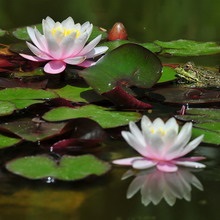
(122, 168), (204, 206)
(113, 116), (206, 172)
(20, 16), (108, 74)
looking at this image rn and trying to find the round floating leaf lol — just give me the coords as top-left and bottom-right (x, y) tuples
(0, 87), (58, 101)
(155, 39), (220, 56)
(158, 66), (177, 83)
(0, 101), (16, 116)
(6, 154), (111, 181)
(80, 43), (162, 94)
(0, 118), (68, 142)
(52, 85), (103, 103)
(42, 104), (141, 128)
(0, 134), (21, 149)
(192, 125), (220, 145)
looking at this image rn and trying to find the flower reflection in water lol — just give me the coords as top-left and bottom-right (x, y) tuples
(122, 168), (204, 206)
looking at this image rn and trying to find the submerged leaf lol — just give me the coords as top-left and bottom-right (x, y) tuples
(6, 154), (111, 181)
(42, 104), (141, 128)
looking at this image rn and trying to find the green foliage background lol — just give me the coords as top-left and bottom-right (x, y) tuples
(0, 0), (220, 42)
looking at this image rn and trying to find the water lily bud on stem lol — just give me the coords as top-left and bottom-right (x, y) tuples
(108, 22), (128, 41)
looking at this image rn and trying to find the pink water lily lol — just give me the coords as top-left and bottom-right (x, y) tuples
(113, 116), (206, 172)
(20, 16), (108, 74)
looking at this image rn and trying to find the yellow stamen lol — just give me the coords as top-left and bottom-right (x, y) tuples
(51, 27), (81, 38)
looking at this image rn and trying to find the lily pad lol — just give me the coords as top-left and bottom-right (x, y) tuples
(158, 66), (177, 83)
(42, 104), (141, 128)
(155, 39), (220, 56)
(0, 118), (67, 142)
(0, 87), (57, 110)
(81, 43), (162, 94)
(6, 154), (111, 181)
(0, 101), (16, 116)
(52, 85), (103, 103)
(0, 134), (21, 149)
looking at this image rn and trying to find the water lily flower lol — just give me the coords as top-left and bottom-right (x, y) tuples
(113, 116), (206, 172)
(20, 16), (108, 74)
(122, 168), (204, 206)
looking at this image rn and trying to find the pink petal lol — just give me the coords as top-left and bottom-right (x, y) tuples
(20, 53), (45, 62)
(157, 162), (178, 172)
(132, 159), (157, 169)
(44, 60), (66, 74)
(112, 157), (143, 166)
(26, 42), (51, 60)
(77, 60), (95, 68)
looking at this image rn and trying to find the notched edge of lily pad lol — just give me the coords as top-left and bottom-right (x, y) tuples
(5, 154), (112, 181)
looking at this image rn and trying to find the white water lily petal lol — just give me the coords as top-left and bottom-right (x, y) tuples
(20, 16), (108, 74)
(20, 53), (45, 62)
(129, 121), (146, 146)
(153, 118), (165, 130)
(174, 160), (206, 169)
(64, 56), (86, 65)
(157, 163), (178, 172)
(26, 42), (51, 60)
(165, 117), (179, 134)
(141, 115), (152, 131)
(132, 159), (157, 169)
(44, 60), (66, 74)
(84, 46), (108, 58)
(112, 157), (143, 166)
(178, 134), (204, 158)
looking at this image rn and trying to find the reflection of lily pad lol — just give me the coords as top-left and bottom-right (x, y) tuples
(6, 154), (111, 181)
(42, 104), (141, 128)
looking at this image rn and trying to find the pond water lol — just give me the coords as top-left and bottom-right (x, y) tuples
(0, 0), (220, 219)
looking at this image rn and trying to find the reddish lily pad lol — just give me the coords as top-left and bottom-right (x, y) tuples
(0, 118), (67, 142)
(42, 104), (141, 128)
(6, 154), (111, 181)
(147, 86), (220, 104)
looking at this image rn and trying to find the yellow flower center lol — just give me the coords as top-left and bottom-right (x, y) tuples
(150, 127), (166, 136)
(51, 27), (81, 38)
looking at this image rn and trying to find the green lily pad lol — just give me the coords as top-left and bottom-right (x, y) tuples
(0, 87), (57, 101)
(0, 101), (16, 116)
(80, 43), (162, 94)
(155, 39), (220, 56)
(192, 125), (220, 145)
(42, 104), (141, 128)
(0, 87), (57, 110)
(52, 85), (103, 103)
(6, 154), (111, 181)
(0, 134), (21, 149)
(158, 66), (177, 83)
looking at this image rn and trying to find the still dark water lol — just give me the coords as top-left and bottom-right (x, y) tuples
(0, 0), (220, 219)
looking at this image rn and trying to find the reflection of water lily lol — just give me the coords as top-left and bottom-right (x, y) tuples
(20, 17), (108, 74)
(122, 168), (204, 206)
(113, 116), (206, 172)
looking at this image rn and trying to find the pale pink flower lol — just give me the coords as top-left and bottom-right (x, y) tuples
(20, 16), (108, 74)
(113, 116), (206, 172)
